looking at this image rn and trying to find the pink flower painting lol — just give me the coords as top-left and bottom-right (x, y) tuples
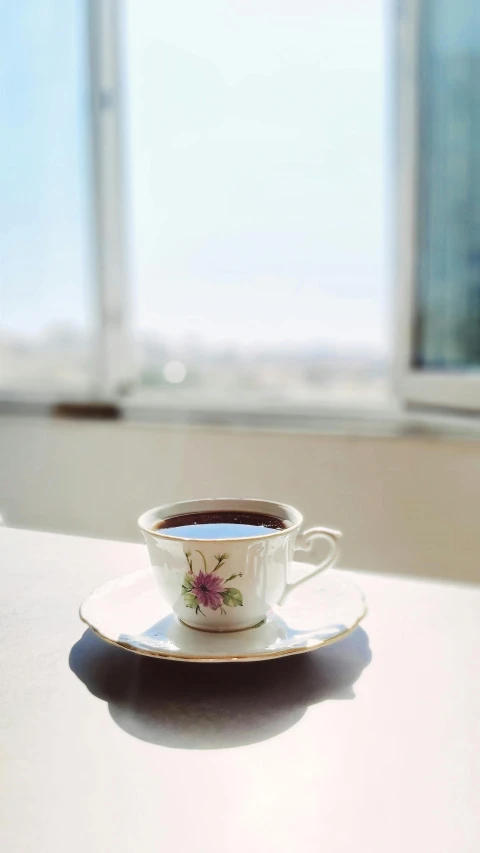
(191, 570), (225, 610)
(181, 551), (243, 616)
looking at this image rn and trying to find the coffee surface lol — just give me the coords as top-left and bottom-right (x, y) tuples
(154, 510), (288, 539)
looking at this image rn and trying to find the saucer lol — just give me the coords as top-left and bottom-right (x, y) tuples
(80, 564), (367, 663)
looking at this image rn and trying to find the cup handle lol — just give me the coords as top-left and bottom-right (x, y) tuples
(278, 527), (342, 605)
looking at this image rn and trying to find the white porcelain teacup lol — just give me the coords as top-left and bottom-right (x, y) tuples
(138, 498), (341, 633)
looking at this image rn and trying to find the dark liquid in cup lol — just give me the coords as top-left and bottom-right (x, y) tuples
(153, 510), (288, 539)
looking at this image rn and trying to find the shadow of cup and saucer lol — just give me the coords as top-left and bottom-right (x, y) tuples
(69, 622), (371, 750)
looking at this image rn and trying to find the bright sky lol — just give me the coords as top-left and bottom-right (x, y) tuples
(0, 0), (388, 353)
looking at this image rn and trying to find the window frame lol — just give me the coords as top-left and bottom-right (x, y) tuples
(86, 0), (134, 398)
(395, 0), (480, 413)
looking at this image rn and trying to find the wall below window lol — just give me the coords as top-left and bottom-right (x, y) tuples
(0, 416), (479, 583)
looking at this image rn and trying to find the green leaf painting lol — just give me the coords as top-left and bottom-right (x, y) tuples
(221, 588), (243, 608)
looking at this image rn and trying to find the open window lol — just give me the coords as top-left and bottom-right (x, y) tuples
(1, 0), (388, 417)
(396, 0), (480, 413)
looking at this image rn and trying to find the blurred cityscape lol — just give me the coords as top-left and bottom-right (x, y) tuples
(0, 325), (387, 406)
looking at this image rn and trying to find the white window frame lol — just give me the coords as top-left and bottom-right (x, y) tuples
(87, 0), (134, 398)
(395, 0), (480, 413)
(88, 0), (396, 422)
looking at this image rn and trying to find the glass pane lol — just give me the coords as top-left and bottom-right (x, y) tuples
(124, 0), (387, 405)
(0, 0), (93, 393)
(414, 0), (480, 370)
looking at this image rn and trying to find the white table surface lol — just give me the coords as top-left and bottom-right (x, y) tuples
(1, 527), (479, 853)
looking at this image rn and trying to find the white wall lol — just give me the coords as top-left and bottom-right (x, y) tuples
(1, 416), (479, 583)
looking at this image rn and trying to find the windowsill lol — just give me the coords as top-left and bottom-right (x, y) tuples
(1, 390), (480, 439)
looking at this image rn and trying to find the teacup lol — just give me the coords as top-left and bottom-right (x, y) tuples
(138, 498), (341, 632)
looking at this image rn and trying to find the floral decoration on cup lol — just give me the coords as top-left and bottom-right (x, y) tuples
(181, 550), (243, 616)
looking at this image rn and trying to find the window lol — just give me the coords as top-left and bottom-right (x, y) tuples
(0, 0), (93, 394)
(125, 0), (388, 407)
(397, 0), (480, 411)
(1, 0), (388, 411)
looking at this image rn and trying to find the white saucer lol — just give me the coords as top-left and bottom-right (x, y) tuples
(80, 564), (367, 663)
